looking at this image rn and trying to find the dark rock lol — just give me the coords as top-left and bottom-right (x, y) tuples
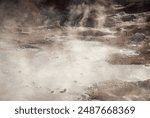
(130, 33), (146, 42)
(103, 17), (116, 27)
(20, 44), (40, 49)
(59, 89), (67, 93)
(84, 10), (99, 27)
(79, 30), (110, 37)
(114, 0), (150, 13)
(146, 15), (150, 22)
(84, 18), (98, 28)
(71, 13), (84, 26)
(121, 14), (136, 21)
(138, 79), (150, 89)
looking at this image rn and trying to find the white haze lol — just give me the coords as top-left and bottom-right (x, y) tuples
(0, 0), (150, 100)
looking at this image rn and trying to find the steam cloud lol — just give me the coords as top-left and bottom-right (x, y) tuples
(0, 0), (150, 100)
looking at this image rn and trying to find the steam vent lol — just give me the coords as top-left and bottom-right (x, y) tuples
(0, 0), (150, 100)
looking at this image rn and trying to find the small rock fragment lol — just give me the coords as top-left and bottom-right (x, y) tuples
(130, 33), (145, 42)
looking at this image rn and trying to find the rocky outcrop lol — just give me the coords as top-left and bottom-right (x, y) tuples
(113, 0), (150, 13)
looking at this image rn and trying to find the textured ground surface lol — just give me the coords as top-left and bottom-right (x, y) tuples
(0, 0), (150, 100)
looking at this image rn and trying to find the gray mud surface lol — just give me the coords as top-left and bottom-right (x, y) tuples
(0, 0), (150, 100)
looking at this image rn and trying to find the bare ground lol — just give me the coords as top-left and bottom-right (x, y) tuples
(0, 0), (150, 101)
